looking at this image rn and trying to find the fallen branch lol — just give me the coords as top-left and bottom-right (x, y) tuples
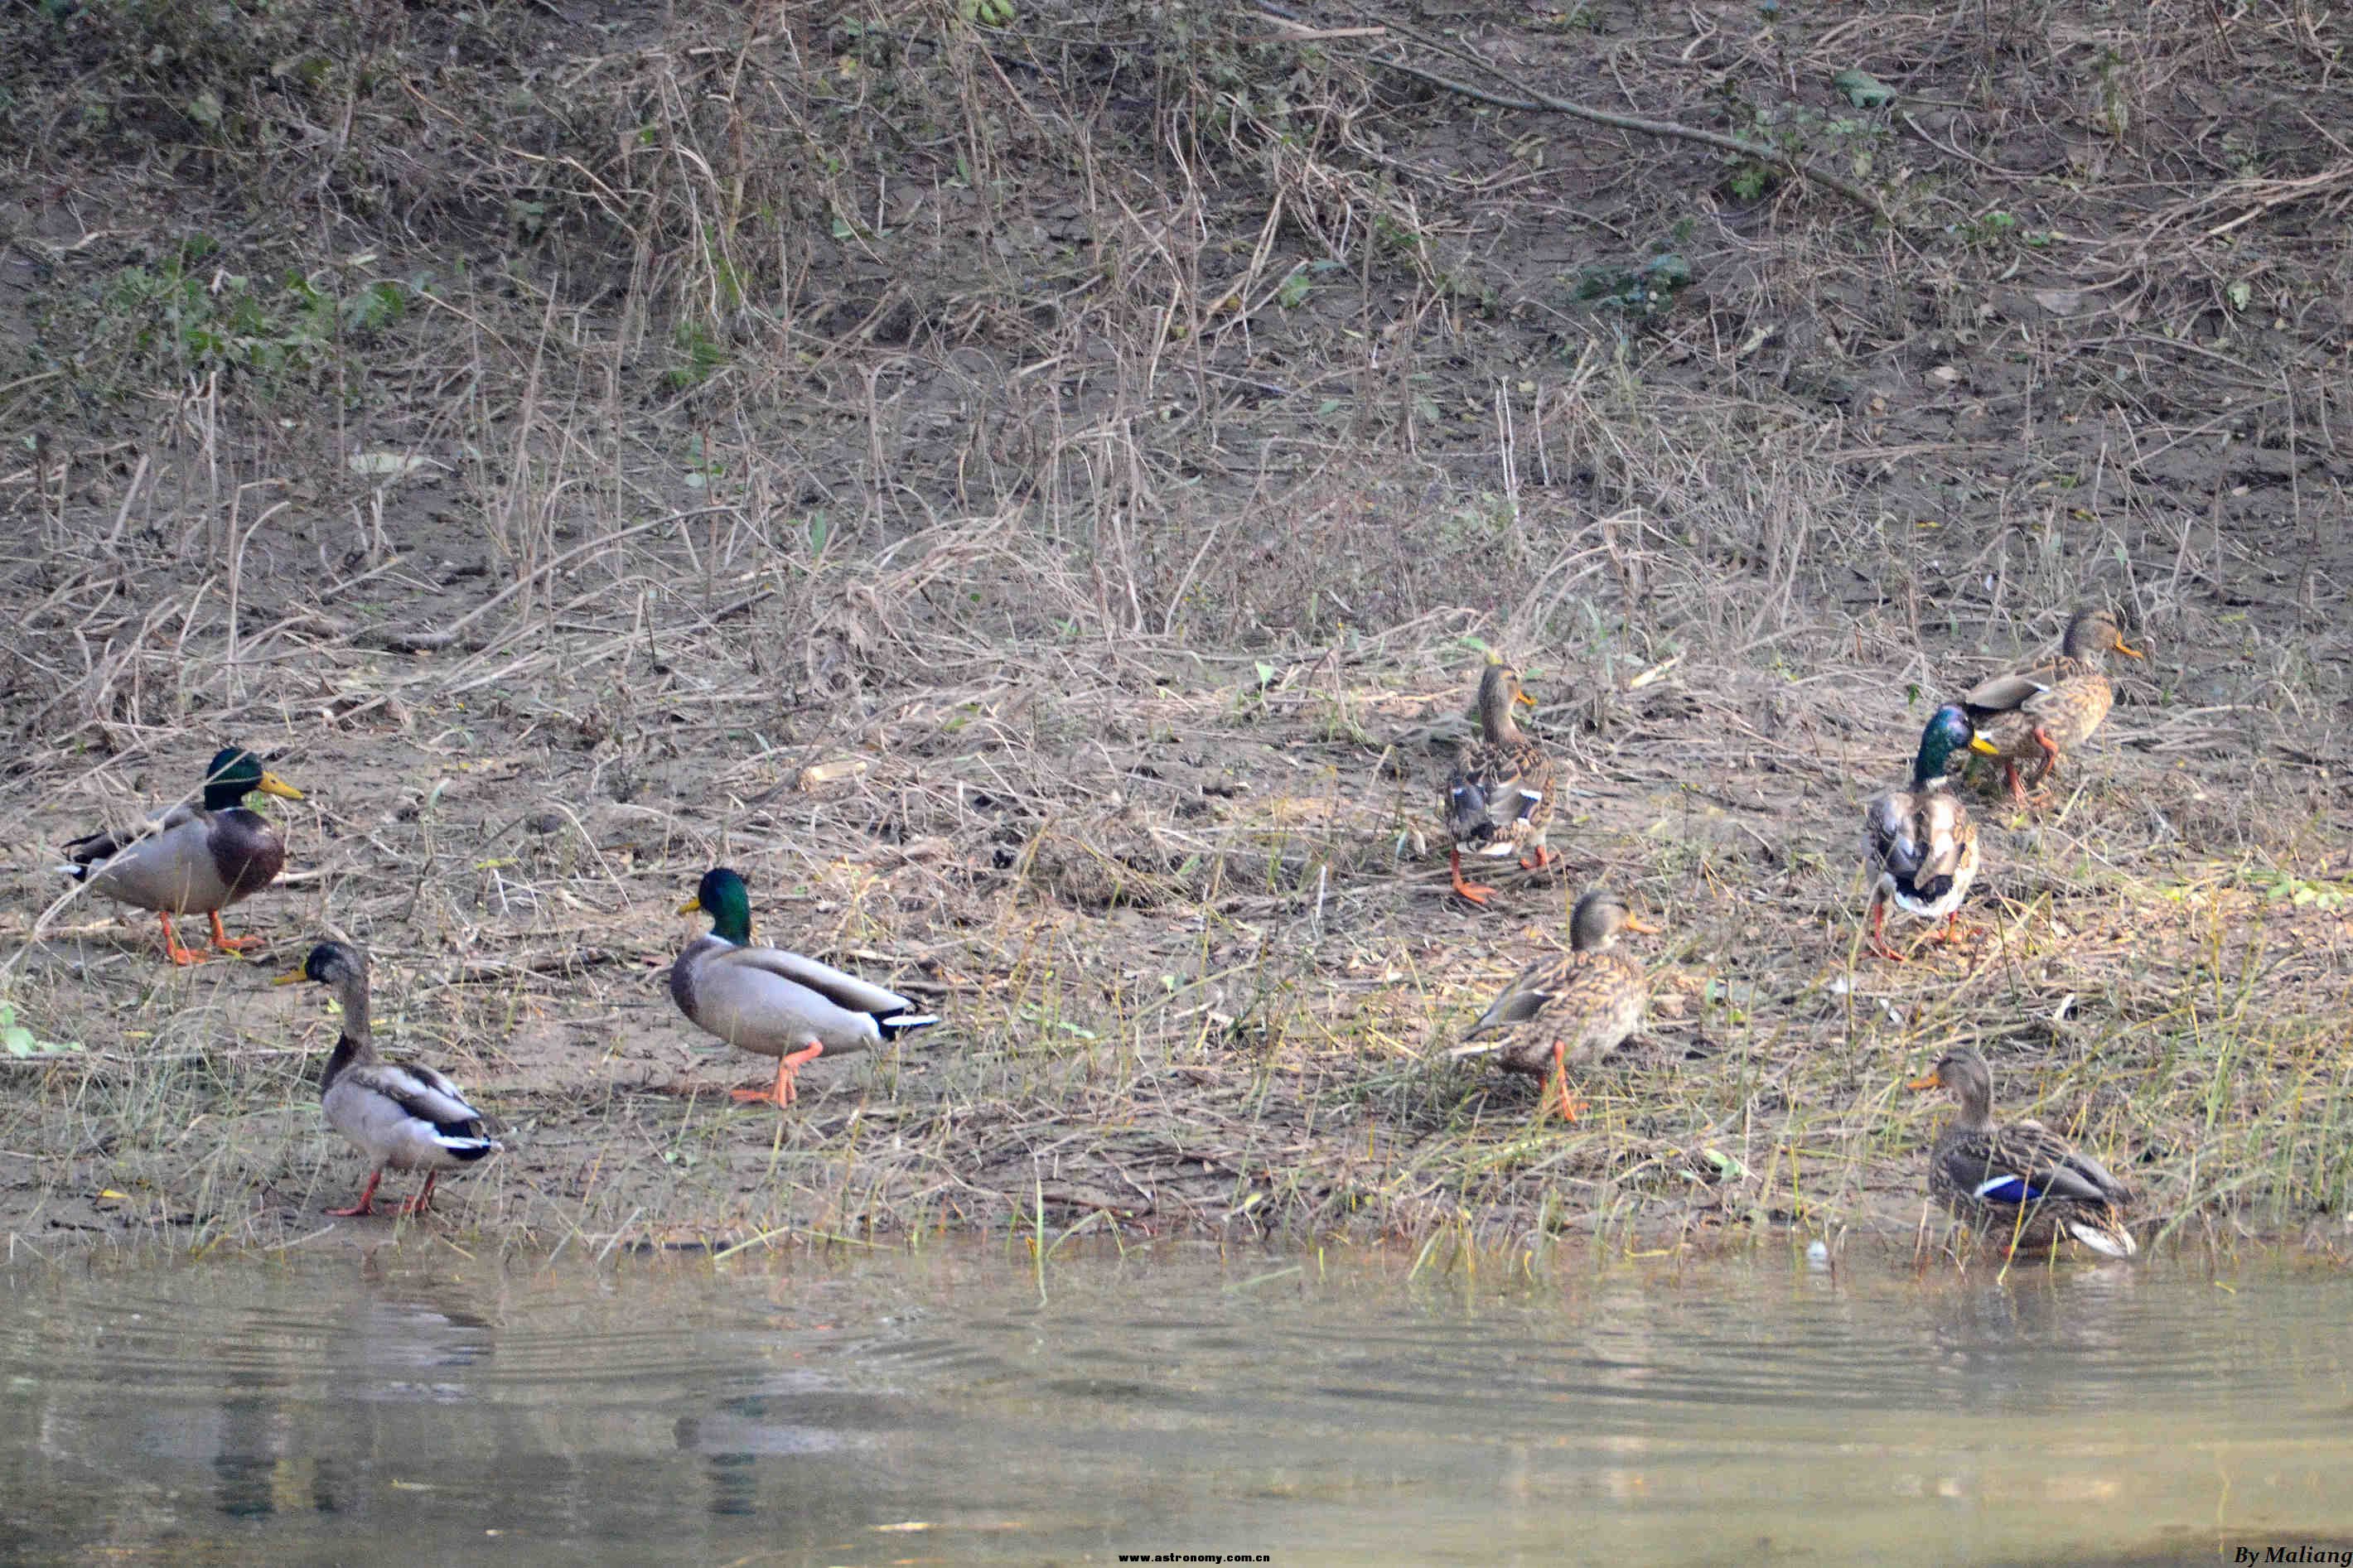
(1259, 1), (1889, 221)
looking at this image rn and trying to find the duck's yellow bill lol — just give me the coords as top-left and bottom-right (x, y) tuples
(677, 897), (702, 914)
(270, 970), (305, 987)
(1967, 733), (2000, 755)
(1515, 690), (1536, 707)
(257, 773), (304, 800)
(1906, 1072), (1940, 1091)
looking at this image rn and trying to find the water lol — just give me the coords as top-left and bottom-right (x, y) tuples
(1, 1242), (2348, 1565)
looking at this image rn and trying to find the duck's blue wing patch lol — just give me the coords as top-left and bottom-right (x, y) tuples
(1974, 1175), (2042, 1205)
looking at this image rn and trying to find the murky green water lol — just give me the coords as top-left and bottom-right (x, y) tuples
(0, 1242), (2347, 1565)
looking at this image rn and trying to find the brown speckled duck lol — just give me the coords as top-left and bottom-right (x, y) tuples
(1910, 1046), (2137, 1259)
(57, 746), (303, 964)
(1442, 658), (1559, 905)
(1448, 889), (1657, 1121)
(1960, 608), (2143, 805)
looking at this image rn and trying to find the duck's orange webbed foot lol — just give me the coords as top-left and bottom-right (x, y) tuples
(158, 914), (207, 966)
(394, 1174), (441, 1216)
(1865, 902), (1909, 963)
(207, 911), (264, 953)
(1447, 848), (1495, 906)
(1545, 1042), (1586, 1122)
(327, 1171), (383, 1217)
(732, 1043), (824, 1107)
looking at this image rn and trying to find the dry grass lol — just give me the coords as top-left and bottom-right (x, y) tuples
(0, 0), (2346, 1260)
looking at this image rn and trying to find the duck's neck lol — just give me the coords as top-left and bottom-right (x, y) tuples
(321, 976), (374, 1088)
(1479, 686), (1524, 745)
(1950, 1084), (1996, 1134)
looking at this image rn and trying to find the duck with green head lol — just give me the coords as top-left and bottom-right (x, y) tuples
(58, 746), (305, 964)
(1442, 656), (1559, 905)
(1863, 705), (1999, 962)
(277, 941), (502, 1218)
(670, 867), (941, 1108)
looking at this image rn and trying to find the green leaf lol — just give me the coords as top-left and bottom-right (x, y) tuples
(1254, 660), (1277, 690)
(2225, 279), (2252, 311)
(186, 90), (223, 128)
(0, 1025), (32, 1057)
(1833, 69), (1896, 109)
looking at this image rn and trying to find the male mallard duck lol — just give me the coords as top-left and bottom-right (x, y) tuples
(1448, 889), (1658, 1121)
(1442, 658), (1558, 905)
(1960, 607), (2143, 805)
(1863, 704), (2000, 962)
(671, 867), (940, 1107)
(277, 942), (502, 1218)
(1910, 1046), (2136, 1259)
(57, 746), (303, 964)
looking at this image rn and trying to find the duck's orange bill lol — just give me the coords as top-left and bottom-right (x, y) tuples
(1906, 1072), (1940, 1091)
(1623, 915), (1664, 934)
(2114, 636), (2146, 659)
(1515, 690), (1537, 707)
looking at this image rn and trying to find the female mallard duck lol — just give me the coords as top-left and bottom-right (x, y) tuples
(1442, 658), (1558, 905)
(1960, 606), (2143, 805)
(1863, 704), (2000, 962)
(1448, 889), (1658, 1121)
(57, 745), (303, 964)
(1910, 1046), (2136, 1259)
(277, 942), (502, 1218)
(672, 867), (940, 1108)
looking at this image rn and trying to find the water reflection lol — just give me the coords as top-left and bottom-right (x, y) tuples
(0, 1245), (2347, 1563)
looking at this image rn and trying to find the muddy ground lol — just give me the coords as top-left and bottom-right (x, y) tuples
(0, 0), (2346, 1261)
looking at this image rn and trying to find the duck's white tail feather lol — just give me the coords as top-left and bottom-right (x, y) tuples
(428, 1132), (503, 1162)
(878, 1012), (940, 1041)
(2067, 1218), (2137, 1258)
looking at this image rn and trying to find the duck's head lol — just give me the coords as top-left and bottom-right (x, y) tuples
(275, 940), (366, 991)
(2061, 607), (2144, 662)
(1476, 656), (1537, 736)
(1568, 889), (1660, 953)
(204, 746), (304, 812)
(1912, 703), (1999, 786)
(1907, 1045), (1993, 1112)
(680, 866), (754, 944)
(274, 941), (372, 1041)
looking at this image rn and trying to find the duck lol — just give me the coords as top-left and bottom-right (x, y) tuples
(1448, 889), (1658, 1121)
(1863, 704), (2001, 962)
(671, 867), (940, 1107)
(277, 942), (502, 1218)
(57, 746), (303, 964)
(1959, 606), (2143, 805)
(1910, 1045), (2137, 1258)
(1442, 657), (1559, 905)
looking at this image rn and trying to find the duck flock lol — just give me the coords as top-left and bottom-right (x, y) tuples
(47, 607), (2145, 1257)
